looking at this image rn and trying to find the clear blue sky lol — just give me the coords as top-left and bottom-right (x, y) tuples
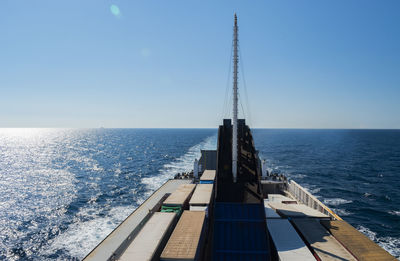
(1, 1), (399, 128)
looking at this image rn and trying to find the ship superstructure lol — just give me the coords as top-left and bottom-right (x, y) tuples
(83, 15), (396, 261)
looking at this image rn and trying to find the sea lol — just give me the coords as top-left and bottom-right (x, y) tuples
(0, 128), (399, 260)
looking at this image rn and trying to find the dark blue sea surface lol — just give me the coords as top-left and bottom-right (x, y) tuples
(253, 129), (400, 259)
(0, 128), (399, 260)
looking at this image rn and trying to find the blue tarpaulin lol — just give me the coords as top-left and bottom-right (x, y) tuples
(200, 180), (214, 184)
(212, 203), (270, 261)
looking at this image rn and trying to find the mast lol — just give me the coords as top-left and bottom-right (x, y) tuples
(232, 13), (238, 183)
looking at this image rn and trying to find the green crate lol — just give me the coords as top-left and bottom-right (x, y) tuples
(161, 205), (182, 215)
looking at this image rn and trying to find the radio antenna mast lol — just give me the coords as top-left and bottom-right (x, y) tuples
(232, 13), (239, 183)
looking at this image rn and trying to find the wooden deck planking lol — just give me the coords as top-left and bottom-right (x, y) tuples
(161, 211), (205, 260)
(320, 220), (396, 261)
(292, 219), (356, 261)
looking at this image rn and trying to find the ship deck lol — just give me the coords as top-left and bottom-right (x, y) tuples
(83, 179), (192, 261)
(321, 220), (397, 261)
(83, 177), (397, 261)
(291, 219), (357, 261)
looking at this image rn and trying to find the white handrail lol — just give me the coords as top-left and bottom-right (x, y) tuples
(288, 180), (342, 220)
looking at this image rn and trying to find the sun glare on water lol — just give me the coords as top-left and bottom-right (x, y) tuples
(0, 128), (49, 138)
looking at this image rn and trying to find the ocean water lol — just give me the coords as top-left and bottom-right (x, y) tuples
(253, 129), (400, 259)
(0, 128), (399, 260)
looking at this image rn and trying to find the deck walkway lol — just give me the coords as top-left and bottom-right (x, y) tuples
(321, 220), (396, 261)
(268, 202), (329, 218)
(292, 219), (356, 261)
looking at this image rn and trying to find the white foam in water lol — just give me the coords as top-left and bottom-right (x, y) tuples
(142, 135), (217, 191)
(309, 187), (321, 194)
(42, 205), (136, 259)
(43, 134), (217, 260)
(332, 208), (352, 216)
(302, 184), (321, 195)
(363, 192), (372, 197)
(357, 225), (400, 258)
(358, 225), (378, 241)
(389, 210), (400, 216)
(290, 173), (307, 179)
(43, 185), (152, 259)
(323, 198), (352, 206)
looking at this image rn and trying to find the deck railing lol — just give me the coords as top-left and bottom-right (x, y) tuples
(288, 180), (342, 220)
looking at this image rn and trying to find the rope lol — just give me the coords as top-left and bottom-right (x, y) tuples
(221, 38), (234, 120)
(239, 93), (247, 119)
(221, 29), (253, 125)
(239, 47), (252, 126)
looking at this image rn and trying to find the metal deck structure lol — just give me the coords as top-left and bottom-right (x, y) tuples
(83, 179), (191, 261)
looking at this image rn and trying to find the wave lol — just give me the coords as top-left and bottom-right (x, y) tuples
(308, 187), (321, 194)
(323, 198), (352, 206)
(141, 135), (217, 191)
(332, 208), (352, 216)
(302, 184), (321, 195)
(43, 134), (217, 260)
(363, 192), (372, 198)
(389, 210), (400, 216)
(42, 205), (136, 260)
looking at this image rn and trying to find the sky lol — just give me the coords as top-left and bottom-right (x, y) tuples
(1, 1), (399, 128)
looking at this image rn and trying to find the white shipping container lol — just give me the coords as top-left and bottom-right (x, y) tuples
(263, 199), (281, 218)
(190, 205), (208, 217)
(163, 184), (196, 206)
(268, 202), (329, 218)
(268, 194), (296, 203)
(267, 219), (315, 261)
(189, 184), (213, 206)
(119, 212), (176, 261)
(200, 170), (216, 181)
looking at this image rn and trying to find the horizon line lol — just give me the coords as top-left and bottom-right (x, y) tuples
(0, 127), (399, 130)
